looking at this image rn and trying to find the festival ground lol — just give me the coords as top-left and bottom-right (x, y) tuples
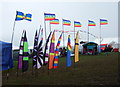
(2, 52), (119, 86)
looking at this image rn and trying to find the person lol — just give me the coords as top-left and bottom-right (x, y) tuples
(105, 46), (109, 56)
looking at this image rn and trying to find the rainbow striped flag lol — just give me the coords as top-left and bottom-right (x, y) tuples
(15, 11), (32, 21)
(53, 33), (62, 69)
(48, 31), (55, 69)
(44, 13), (56, 21)
(50, 19), (59, 24)
(63, 19), (71, 26)
(74, 21), (82, 27)
(88, 20), (96, 26)
(66, 35), (72, 67)
(100, 19), (108, 25)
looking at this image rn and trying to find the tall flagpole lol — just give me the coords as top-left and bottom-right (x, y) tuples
(11, 19), (16, 43)
(49, 21), (51, 32)
(88, 25), (89, 42)
(62, 19), (65, 47)
(44, 13), (47, 40)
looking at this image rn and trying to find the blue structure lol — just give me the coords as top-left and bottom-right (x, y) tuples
(0, 41), (13, 71)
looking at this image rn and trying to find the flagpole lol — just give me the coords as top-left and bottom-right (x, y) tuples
(44, 13), (47, 40)
(100, 23), (101, 53)
(62, 19), (65, 47)
(88, 26), (89, 42)
(49, 21), (51, 32)
(8, 12), (17, 80)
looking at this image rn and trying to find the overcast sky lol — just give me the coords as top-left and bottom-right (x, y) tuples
(0, 0), (118, 48)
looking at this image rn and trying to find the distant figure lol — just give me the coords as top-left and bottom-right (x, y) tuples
(105, 46), (109, 56)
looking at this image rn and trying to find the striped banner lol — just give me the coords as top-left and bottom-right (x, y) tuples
(48, 31), (55, 69)
(53, 33), (62, 69)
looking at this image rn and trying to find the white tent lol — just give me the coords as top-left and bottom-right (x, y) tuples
(93, 37), (120, 52)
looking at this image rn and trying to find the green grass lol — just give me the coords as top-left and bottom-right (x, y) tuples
(2, 52), (119, 85)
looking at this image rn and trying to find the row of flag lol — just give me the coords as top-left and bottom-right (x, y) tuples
(18, 29), (80, 72)
(15, 11), (108, 27)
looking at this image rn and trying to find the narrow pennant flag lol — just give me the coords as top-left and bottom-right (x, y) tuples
(63, 19), (71, 26)
(43, 32), (52, 65)
(66, 35), (72, 67)
(48, 31), (55, 69)
(53, 33), (62, 69)
(36, 29), (44, 69)
(18, 30), (25, 69)
(100, 19), (108, 25)
(75, 31), (79, 62)
(50, 19), (59, 24)
(88, 20), (96, 26)
(44, 13), (56, 21)
(22, 30), (29, 72)
(33, 30), (39, 68)
(15, 11), (32, 21)
(74, 21), (82, 27)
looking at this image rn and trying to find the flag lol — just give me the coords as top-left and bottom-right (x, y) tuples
(66, 35), (72, 67)
(22, 30), (29, 72)
(18, 30), (25, 69)
(88, 20), (96, 26)
(15, 11), (32, 21)
(43, 32), (52, 65)
(33, 30), (39, 68)
(63, 19), (71, 26)
(100, 19), (108, 25)
(44, 13), (56, 21)
(48, 31), (55, 69)
(50, 19), (59, 24)
(74, 21), (82, 27)
(36, 29), (44, 69)
(74, 31), (79, 62)
(53, 33), (62, 69)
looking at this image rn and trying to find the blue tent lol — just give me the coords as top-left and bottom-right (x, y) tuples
(0, 41), (13, 71)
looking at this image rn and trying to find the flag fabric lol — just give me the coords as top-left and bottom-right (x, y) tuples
(88, 20), (96, 26)
(74, 21), (82, 27)
(66, 35), (72, 67)
(36, 29), (44, 69)
(44, 13), (56, 21)
(50, 19), (59, 24)
(33, 30), (39, 68)
(53, 33), (62, 69)
(15, 11), (32, 21)
(18, 30), (25, 69)
(43, 32), (52, 65)
(48, 31), (55, 69)
(63, 19), (71, 26)
(74, 31), (79, 62)
(100, 19), (108, 25)
(22, 30), (29, 72)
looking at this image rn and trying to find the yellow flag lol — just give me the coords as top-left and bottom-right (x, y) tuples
(75, 31), (79, 62)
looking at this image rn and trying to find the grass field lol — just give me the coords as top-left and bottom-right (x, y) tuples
(2, 52), (120, 86)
